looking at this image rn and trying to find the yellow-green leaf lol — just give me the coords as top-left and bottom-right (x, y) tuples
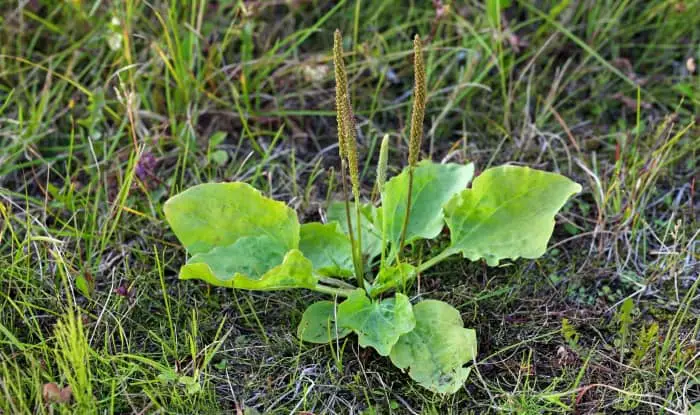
(338, 290), (415, 356)
(297, 301), (351, 344)
(164, 182), (310, 290)
(444, 165), (581, 266)
(185, 235), (287, 280)
(380, 161), (474, 258)
(389, 300), (477, 394)
(181, 249), (317, 290)
(299, 222), (354, 278)
(164, 182), (299, 255)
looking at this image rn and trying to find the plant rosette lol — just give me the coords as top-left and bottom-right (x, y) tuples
(163, 30), (581, 394)
(164, 161), (580, 393)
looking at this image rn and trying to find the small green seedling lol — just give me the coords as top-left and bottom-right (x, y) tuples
(163, 31), (581, 394)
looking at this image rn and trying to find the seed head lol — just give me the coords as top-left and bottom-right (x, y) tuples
(408, 34), (426, 167)
(334, 29), (349, 162)
(334, 30), (360, 199)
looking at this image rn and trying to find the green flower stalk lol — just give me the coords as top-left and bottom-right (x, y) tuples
(333, 29), (361, 199)
(333, 29), (364, 289)
(398, 34), (427, 256)
(376, 134), (390, 191)
(343, 58), (364, 289)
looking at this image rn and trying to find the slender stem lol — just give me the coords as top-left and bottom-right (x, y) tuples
(416, 247), (456, 273)
(340, 164), (357, 261)
(380, 206), (387, 267)
(312, 284), (356, 298)
(397, 166), (414, 260)
(340, 161), (364, 290)
(320, 277), (356, 289)
(354, 197), (364, 287)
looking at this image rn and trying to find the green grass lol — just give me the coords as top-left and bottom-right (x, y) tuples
(1, 0), (698, 413)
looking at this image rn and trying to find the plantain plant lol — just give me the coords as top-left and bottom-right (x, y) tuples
(163, 31), (582, 394)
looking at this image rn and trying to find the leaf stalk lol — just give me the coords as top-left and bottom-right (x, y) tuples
(416, 247), (455, 274)
(312, 284), (356, 298)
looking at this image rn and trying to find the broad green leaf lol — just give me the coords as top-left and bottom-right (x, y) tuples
(297, 301), (351, 344)
(389, 300), (477, 394)
(181, 249), (317, 290)
(164, 182), (299, 255)
(327, 202), (382, 261)
(299, 222), (354, 278)
(367, 263), (416, 297)
(444, 165), (581, 266)
(380, 161), (474, 257)
(338, 290), (415, 356)
(185, 235), (287, 280)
